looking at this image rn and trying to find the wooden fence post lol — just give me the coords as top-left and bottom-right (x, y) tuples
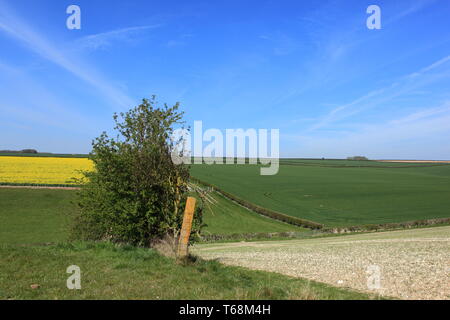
(177, 196), (196, 258)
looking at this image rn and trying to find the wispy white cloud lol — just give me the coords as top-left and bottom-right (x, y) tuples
(270, 0), (440, 110)
(308, 54), (450, 131)
(286, 100), (450, 159)
(74, 25), (161, 51)
(390, 101), (450, 125)
(0, 1), (135, 109)
(410, 55), (450, 76)
(259, 32), (299, 56)
(166, 39), (185, 47)
(166, 33), (194, 48)
(386, 0), (438, 25)
(0, 61), (97, 132)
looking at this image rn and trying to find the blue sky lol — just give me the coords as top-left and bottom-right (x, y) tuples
(1, 0), (450, 159)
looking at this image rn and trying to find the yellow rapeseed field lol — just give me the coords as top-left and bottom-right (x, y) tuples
(0, 156), (93, 185)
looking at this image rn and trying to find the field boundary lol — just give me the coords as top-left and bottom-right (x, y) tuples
(199, 218), (450, 242)
(0, 182), (80, 188)
(279, 161), (450, 169)
(0, 153), (89, 158)
(200, 230), (320, 242)
(324, 217), (450, 233)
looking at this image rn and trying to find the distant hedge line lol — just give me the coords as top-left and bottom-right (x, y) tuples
(0, 153), (89, 158)
(0, 149), (37, 154)
(0, 182), (80, 188)
(201, 217), (450, 242)
(200, 230), (318, 242)
(280, 161), (449, 169)
(190, 177), (324, 230)
(200, 219), (450, 243)
(325, 217), (450, 233)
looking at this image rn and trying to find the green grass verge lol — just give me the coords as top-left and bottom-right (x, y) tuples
(0, 182), (80, 187)
(190, 163), (450, 227)
(0, 242), (378, 300)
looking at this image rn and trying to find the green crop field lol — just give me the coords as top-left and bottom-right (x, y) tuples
(199, 191), (304, 235)
(190, 161), (450, 227)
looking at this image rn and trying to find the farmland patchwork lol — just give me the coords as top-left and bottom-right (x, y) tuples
(1, 156), (450, 227)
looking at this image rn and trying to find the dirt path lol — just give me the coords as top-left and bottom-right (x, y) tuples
(193, 226), (450, 300)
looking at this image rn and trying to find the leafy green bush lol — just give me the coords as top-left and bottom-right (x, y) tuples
(71, 97), (204, 247)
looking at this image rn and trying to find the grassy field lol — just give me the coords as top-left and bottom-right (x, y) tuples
(190, 162), (450, 227)
(194, 226), (450, 300)
(0, 242), (376, 300)
(0, 188), (76, 244)
(0, 188), (303, 245)
(0, 189), (371, 300)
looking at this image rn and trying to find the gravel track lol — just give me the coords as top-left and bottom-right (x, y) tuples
(193, 226), (450, 300)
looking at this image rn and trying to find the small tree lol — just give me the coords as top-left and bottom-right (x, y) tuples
(72, 96), (203, 247)
(347, 156), (369, 161)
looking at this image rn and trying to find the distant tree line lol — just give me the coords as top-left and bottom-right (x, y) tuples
(0, 149), (38, 154)
(347, 156), (369, 161)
